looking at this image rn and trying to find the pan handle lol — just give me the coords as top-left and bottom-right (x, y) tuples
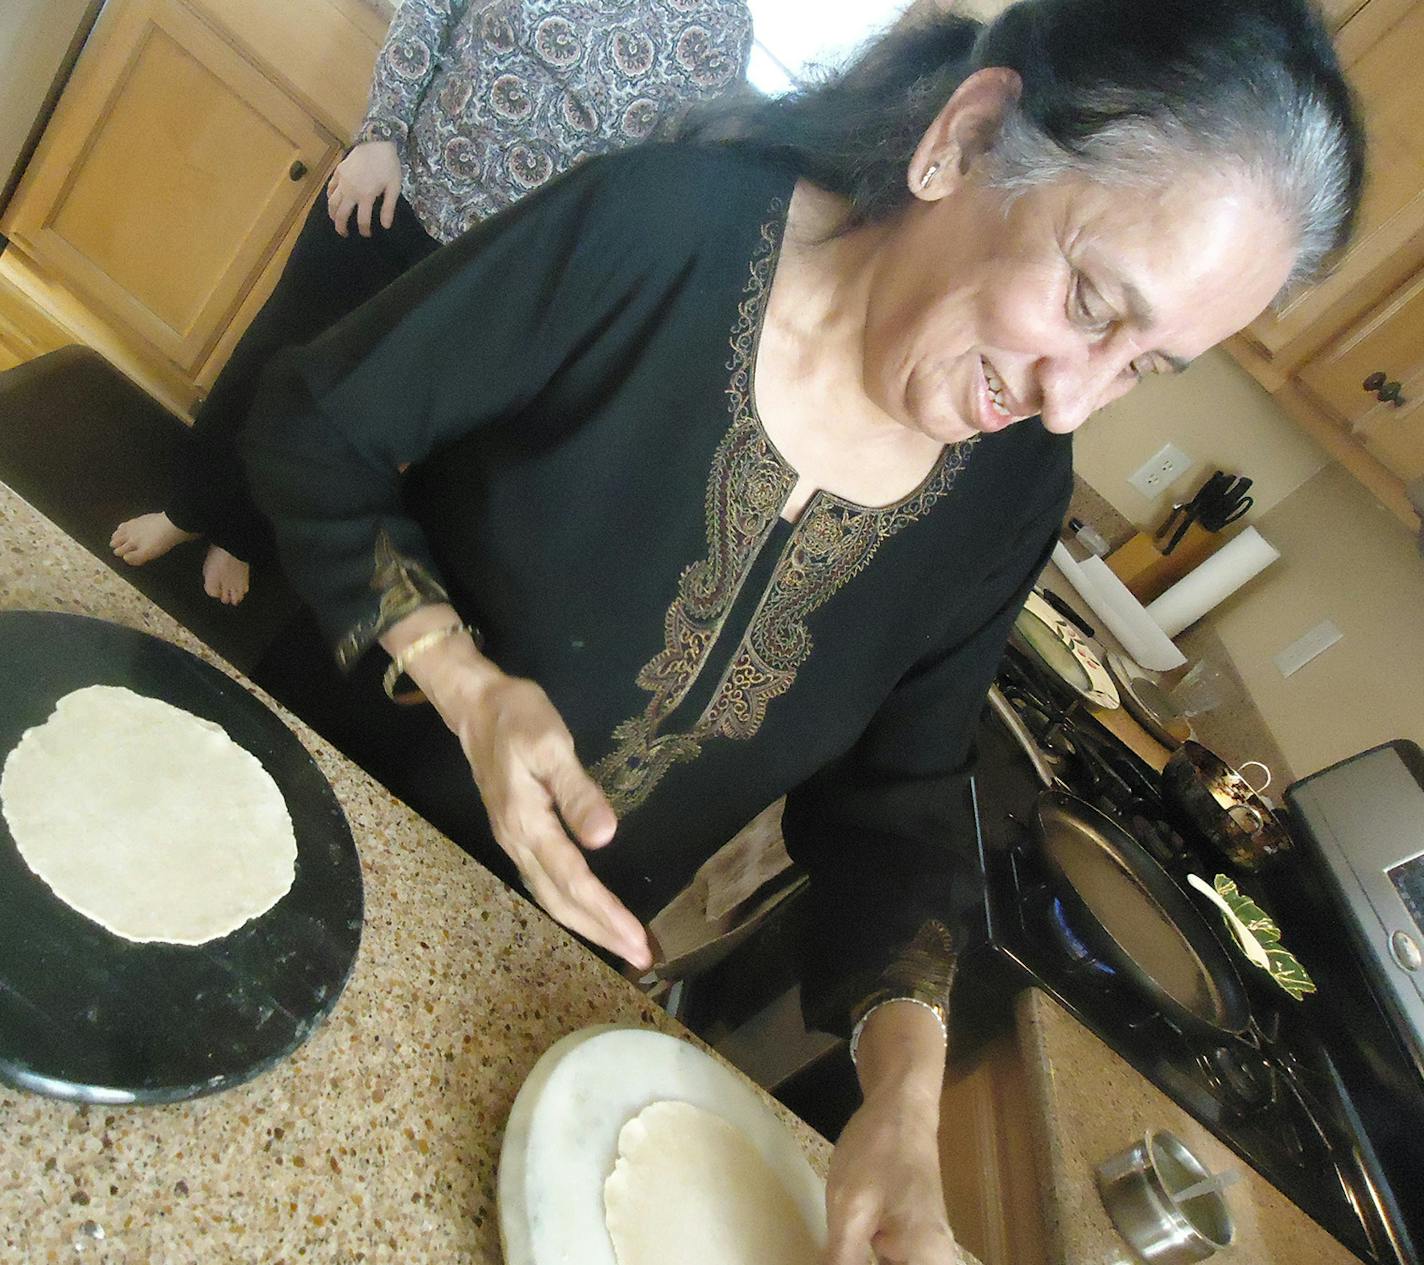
(986, 685), (1059, 790)
(1237, 760), (1272, 794)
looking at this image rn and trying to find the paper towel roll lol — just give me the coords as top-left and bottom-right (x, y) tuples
(1146, 527), (1280, 638)
(1051, 543), (1187, 671)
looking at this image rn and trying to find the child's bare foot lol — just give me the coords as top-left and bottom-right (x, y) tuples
(110, 512), (199, 565)
(202, 545), (249, 605)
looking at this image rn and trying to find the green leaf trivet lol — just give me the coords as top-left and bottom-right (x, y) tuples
(1211, 874), (1317, 1001)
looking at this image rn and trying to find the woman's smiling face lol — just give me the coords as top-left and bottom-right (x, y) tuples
(859, 76), (1297, 444)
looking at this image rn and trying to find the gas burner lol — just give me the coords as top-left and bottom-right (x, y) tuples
(1199, 1042), (1279, 1115)
(999, 692), (1076, 759)
(995, 652), (1178, 828)
(1266, 1097), (1312, 1164)
(1044, 893), (1118, 982)
(1129, 812), (1187, 866)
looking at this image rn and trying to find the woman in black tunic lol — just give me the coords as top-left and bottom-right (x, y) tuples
(244, 1), (1362, 1259)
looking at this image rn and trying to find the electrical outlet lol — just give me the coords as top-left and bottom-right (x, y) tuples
(1127, 443), (1193, 498)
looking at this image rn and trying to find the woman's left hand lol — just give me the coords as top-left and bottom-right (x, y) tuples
(825, 999), (959, 1264)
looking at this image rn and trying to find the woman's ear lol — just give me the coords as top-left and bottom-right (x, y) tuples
(909, 67), (1023, 200)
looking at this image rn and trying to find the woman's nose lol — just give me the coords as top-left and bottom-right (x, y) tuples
(1036, 346), (1135, 434)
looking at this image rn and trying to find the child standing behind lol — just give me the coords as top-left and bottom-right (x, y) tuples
(112, 0), (754, 604)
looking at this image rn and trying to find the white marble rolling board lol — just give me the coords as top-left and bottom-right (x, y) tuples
(498, 1026), (827, 1265)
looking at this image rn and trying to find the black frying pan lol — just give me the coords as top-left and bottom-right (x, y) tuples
(987, 686), (1251, 1041)
(1032, 789), (1251, 1042)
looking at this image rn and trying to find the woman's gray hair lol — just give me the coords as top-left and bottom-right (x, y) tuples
(681, 0), (1366, 291)
(983, 67), (1359, 293)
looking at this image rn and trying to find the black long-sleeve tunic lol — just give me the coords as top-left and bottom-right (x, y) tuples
(243, 143), (1073, 1029)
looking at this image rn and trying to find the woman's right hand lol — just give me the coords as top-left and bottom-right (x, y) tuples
(451, 672), (654, 969)
(327, 140), (402, 238)
(387, 609), (653, 971)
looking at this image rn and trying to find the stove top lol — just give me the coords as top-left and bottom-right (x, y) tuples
(975, 649), (1417, 1264)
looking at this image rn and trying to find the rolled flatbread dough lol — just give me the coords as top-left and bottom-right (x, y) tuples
(603, 1100), (820, 1265)
(0, 685), (296, 944)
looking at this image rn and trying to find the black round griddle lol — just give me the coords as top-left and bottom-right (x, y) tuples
(1033, 789), (1250, 1042)
(0, 611), (362, 1104)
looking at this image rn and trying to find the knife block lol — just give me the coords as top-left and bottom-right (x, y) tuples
(1106, 523), (1236, 604)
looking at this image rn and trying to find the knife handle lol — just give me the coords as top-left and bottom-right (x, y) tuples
(1162, 511), (1197, 555)
(1154, 503), (1186, 541)
(1040, 588), (1096, 638)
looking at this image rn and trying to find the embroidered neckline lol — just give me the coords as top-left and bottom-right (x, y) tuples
(592, 196), (978, 814)
(738, 209), (956, 522)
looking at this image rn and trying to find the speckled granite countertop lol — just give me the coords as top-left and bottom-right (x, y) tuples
(1017, 989), (1365, 1265)
(5, 478), (1343, 1265)
(0, 484), (832, 1263)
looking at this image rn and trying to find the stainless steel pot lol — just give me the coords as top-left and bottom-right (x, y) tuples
(1162, 741), (1293, 872)
(1095, 1130), (1234, 1263)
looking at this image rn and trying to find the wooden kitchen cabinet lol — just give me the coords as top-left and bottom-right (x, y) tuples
(1318, 0), (1374, 27)
(0, 0), (385, 417)
(938, 1029), (1047, 1265)
(2, 0), (337, 386)
(1298, 263), (1424, 482)
(1225, 0), (1424, 527)
(0, 275), (73, 374)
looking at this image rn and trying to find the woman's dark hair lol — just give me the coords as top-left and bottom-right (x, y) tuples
(684, 0), (1365, 289)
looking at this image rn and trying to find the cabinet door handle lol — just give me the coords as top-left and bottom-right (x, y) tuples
(289, 160), (309, 182)
(1363, 371), (1407, 407)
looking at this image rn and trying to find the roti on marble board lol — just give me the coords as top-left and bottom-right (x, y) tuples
(605, 1099), (821, 1265)
(499, 1027), (827, 1265)
(0, 684), (296, 944)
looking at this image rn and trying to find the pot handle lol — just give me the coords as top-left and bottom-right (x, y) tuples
(1237, 760), (1272, 794)
(1227, 803), (1266, 836)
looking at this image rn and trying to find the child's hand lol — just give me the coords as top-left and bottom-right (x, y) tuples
(327, 141), (402, 238)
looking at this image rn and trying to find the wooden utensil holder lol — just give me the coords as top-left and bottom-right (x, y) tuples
(1106, 523), (1236, 604)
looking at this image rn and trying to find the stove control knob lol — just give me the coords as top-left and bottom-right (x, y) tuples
(1391, 930), (1422, 972)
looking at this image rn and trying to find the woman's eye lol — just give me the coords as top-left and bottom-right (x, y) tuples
(1071, 273), (1114, 333)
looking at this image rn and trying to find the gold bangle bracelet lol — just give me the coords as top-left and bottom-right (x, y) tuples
(381, 621), (472, 702)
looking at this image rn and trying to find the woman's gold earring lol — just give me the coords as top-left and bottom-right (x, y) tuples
(919, 162), (940, 191)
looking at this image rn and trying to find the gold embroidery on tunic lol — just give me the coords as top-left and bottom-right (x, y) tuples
(336, 528), (450, 671)
(852, 918), (960, 1024)
(593, 207), (977, 812)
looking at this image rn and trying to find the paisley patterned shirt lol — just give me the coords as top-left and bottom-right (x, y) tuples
(355, 0), (754, 243)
